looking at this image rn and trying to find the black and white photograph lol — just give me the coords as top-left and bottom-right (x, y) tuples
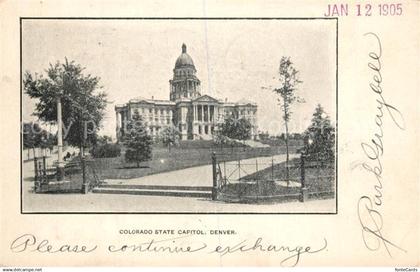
(21, 18), (337, 213)
(1, 0), (419, 269)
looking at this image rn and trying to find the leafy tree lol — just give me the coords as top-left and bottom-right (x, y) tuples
(258, 131), (270, 141)
(123, 110), (152, 167)
(160, 125), (180, 152)
(23, 58), (108, 155)
(235, 118), (252, 142)
(220, 116), (252, 141)
(303, 104), (335, 162)
(94, 135), (113, 146)
(44, 132), (57, 154)
(90, 135), (120, 158)
(22, 122), (56, 157)
(38, 129), (57, 156)
(272, 57), (303, 182)
(213, 132), (229, 150)
(22, 122), (42, 158)
(91, 143), (121, 158)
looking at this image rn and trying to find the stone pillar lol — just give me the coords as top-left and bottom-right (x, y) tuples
(116, 111), (120, 141)
(181, 107), (188, 140)
(120, 111), (125, 136)
(116, 111), (120, 130)
(56, 96), (64, 181)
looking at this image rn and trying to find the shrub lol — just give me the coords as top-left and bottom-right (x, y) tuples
(123, 110), (152, 167)
(303, 104), (335, 162)
(91, 143), (121, 158)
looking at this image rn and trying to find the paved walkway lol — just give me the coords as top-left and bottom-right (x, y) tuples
(105, 154), (299, 187)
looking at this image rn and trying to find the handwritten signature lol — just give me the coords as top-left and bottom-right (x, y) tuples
(10, 233), (327, 267)
(358, 32), (406, 257)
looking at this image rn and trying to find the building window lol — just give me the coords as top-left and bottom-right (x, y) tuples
(199, 126), (202, 134)
(205, 125), (208, 134)
(149, 109), (152, 114)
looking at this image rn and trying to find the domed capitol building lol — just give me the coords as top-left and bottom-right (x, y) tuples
(115, 44), (258, 141)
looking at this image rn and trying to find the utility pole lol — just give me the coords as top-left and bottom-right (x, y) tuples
(56, 95), (65, 180)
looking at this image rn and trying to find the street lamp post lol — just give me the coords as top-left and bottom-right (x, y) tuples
(56, 95), (65, 181)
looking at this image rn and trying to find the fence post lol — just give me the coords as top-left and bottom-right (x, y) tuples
(34, 157), (39, 192)
(300, 154), (308, 202)
(211, 152), (217, 200)
(42, 156), (46, 183)
(271, 156), (274, 181)
(81, 157), (88, 194)
(238, 160), (241, 180)
(223, 161), (226, 184)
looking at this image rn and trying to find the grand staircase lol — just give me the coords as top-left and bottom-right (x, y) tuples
(92, 183), (213, 198)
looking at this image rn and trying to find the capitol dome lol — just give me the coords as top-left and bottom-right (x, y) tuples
(175, 43), (195, 69)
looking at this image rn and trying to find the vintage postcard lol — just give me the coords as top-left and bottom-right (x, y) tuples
(0, 0), (418, 268)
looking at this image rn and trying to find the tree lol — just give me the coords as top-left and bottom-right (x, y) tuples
(303, 104), (335, 162)
(272, 57), (303, 182)
(38, 129), (57, 156)
(220, 116), (252, 141)
(23, 58), (108, 155)
(160, 125), (180, 152)
(22, 122), (56, 157)
(258, 131), (270, 141)
(213, 131), (231, 150)
(22, 122), (42, 158)
(94, 135), (113, 146)
(91, 143), (121, 158)
(123, 111), (152, 167)
(90, 135), (120, 158)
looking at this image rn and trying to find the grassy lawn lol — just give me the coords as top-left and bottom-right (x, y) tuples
(90, 144), (302, 180)
(220, 181), (301, 197)
(239, 157), (335, 193)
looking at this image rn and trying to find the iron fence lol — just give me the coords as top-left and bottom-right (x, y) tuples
(211, 152), (335, 202)
(33, 156), (103, 193)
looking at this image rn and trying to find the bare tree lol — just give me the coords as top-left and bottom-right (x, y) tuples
(273, 57), (303, 184)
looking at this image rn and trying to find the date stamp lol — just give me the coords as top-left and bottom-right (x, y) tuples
(324, 3), (403, 17)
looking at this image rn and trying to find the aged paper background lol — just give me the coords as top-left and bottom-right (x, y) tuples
(0, 0), (418, 267)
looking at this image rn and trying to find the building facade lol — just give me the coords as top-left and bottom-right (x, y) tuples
(115, 44), (257, 141)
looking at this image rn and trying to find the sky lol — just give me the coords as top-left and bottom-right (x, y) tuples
(22, 19), (336, 139)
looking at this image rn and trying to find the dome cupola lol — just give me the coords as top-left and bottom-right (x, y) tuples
(174, 43), (195, 69)
(169, 43), (201, 101)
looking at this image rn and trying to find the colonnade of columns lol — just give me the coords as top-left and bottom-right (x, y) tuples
(193, 104), (215, 122)
(192, 104), (218, 139)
